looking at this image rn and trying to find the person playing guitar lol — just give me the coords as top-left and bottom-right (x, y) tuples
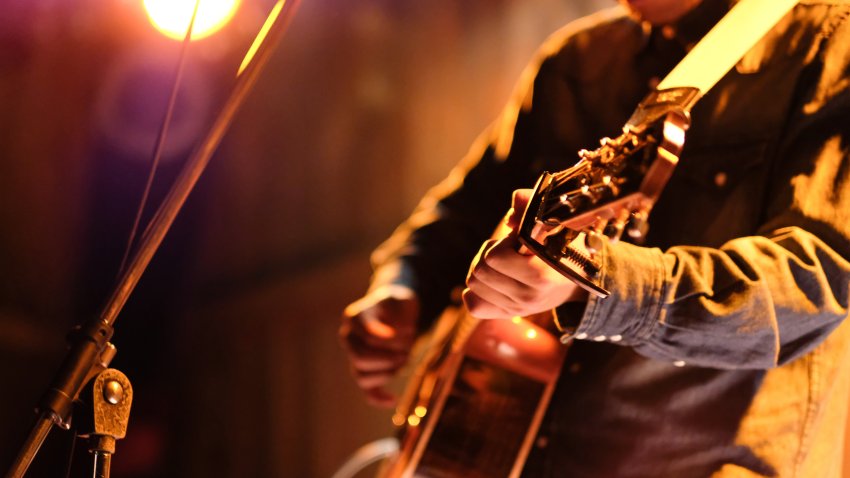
(340, 0), (850, 476)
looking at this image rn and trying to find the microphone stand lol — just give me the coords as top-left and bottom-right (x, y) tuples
(5, 1), (301, 476)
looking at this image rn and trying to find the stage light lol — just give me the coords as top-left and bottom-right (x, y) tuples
(143, 0), (239, 41)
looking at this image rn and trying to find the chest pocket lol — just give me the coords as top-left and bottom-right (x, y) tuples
(647, 141), (771, 249)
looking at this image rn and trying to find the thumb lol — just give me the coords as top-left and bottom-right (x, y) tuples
(505, 188), (534, 230)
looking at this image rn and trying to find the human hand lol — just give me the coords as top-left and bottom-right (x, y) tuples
(339, 285), (419, 407)
(463, 189), (588, 319)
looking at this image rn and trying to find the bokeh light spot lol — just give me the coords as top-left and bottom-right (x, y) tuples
(143, 0), (239, 41)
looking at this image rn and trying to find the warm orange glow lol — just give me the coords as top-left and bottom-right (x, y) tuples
(414, 406), (427, 418)
(663, 120), (686, 150)
(391, 413), (406, 427)
(407, 415), (421, 427)
(525, 329), (538, 340)
(143, 0), (239, 41)
(511, 317), (522, 324)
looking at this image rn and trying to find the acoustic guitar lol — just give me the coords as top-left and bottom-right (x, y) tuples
(378, 87), (698, 478)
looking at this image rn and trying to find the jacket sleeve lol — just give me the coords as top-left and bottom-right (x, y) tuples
(365, 18), (615, 327)
(571, 22), (850, 369)
(367, 70), (551, 327)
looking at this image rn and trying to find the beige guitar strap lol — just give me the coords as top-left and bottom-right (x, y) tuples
(658, 0), (799, 94)
(540, 0), (804, 298)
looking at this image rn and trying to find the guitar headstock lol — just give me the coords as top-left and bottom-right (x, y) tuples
(517, 87), (699, 297)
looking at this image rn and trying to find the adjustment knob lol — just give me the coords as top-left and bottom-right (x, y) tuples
(585, 231), (604, 254)
(628, 210), (650, 239)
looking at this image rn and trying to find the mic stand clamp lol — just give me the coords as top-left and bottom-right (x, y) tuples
(76, 368), (134, 478)
(6, 322), (118, 478)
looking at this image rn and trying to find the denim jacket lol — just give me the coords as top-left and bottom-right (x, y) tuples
(369, 0), (850, 475)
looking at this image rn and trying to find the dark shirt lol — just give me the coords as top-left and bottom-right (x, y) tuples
(370, 0), (850, 476)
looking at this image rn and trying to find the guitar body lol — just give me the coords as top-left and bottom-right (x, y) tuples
(380, 310), (566, 478)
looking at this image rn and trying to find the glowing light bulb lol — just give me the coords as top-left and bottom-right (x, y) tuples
(143, 0), (239, 41)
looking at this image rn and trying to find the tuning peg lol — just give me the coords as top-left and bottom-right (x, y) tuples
(558, 194), (577, 214)
(627, 210), (650, 239)
(599, 175), (620, 198)
(603, 209), (631, 243)
(579, 185), (595, 202)
(584, 231), (604, 254)
(584, 218), (608, 254)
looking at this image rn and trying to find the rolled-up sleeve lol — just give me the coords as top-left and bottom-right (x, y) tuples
(575, 227), (850, 369)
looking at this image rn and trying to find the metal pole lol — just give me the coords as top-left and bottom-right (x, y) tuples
(4, 2), (301, 476)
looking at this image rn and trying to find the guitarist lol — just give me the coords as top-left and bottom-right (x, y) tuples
(340, 0), (850, 476)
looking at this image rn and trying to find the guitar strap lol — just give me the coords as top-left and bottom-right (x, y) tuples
(621, 0), (801, 134)
(528, 0), (803, 301)
(658, 0), (799, 95)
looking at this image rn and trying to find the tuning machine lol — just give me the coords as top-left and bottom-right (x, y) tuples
(519, 173), (609, 298)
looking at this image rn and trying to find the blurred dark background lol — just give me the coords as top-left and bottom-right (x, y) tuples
(0, 0), (611, 476)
